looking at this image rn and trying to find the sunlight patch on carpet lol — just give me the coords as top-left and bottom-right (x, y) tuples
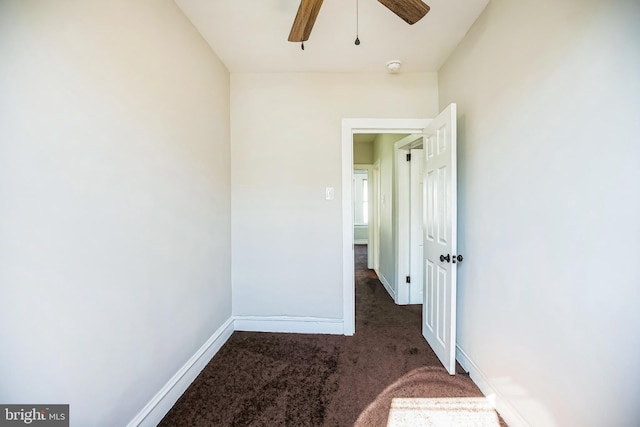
(386, 397), (500, 427)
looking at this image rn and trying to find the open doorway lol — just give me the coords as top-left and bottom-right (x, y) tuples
(343, 105), (459, 375)
(352, 133), (425, 305)
(354, 134), (410, 301)
(353, 133), (375, 270)
(341, 119), (430, 336)
(353, 140), (390, 284)
(394, 134), (425, 305)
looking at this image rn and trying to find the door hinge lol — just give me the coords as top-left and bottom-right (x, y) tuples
(406, 153), (411, 161)
(406, 276), (411, 283)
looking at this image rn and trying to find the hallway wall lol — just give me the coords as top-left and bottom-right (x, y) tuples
(372, 133), (406, 298)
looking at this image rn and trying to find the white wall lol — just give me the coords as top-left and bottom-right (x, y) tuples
(438, 0), (640, 426)
(372, 134), (406, 297)
(231, 73), (438, 323)
(0, 1), (231, 425)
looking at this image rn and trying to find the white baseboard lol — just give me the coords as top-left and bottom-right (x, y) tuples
(378, 273), (396, 301)
(354, 239), (368, 244)
(234, 315), (344, 335)
(127, 318), (235, 427)
(456, 345), (530, 427)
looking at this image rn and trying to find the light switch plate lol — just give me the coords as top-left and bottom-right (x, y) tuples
(325, 187), (335, 200)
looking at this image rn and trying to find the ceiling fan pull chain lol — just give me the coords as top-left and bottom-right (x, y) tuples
(354, 0), (361, 45)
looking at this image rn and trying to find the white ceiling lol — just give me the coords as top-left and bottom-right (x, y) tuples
(174, 0), (489, 74)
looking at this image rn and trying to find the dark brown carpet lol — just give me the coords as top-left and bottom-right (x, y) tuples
(159, 245), (504, 426)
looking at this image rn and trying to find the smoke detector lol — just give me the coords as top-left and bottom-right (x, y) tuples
(386, 60), (402, 73)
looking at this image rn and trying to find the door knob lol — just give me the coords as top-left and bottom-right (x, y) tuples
(452, 255), (464, 264)
(440, 254), (450, 263)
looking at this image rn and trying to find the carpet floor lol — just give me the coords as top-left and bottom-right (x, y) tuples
(159, 245), (505, 426)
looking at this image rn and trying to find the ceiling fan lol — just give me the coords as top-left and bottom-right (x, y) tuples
(288, 0), (430, 43)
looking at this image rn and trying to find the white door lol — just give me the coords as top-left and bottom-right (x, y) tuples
(409, 148), (424, 304)
(422, 103), (458, 375)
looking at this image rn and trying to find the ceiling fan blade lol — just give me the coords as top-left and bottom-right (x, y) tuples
(377, 0), (430, 25)
(288, 0), (324, 42)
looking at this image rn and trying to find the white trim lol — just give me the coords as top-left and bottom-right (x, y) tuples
(342, 122), (355, 336)
(378, 272), (396, 302)
(394, 133), (424, 150)
(394, 134), (427, 305)
(456, 345), (530, 427)
(234, 316), (344, 335)
(354, 239), (368, 244)
(371, 160), (381, 274)
(408, 147), (425, 305)
(395, 145), (411, 304)
(342, 119), (430, 335)
(128, 318), (235, 427)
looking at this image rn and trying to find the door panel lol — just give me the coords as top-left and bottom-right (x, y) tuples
(425, 259), (435, 328)
(422, 104), (457, 375)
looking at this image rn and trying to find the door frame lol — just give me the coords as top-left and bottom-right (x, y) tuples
(342, 118), (430, 335)
(372, 160), (381, 274)
(394, 134), (426, 305)
(409, 147), (425, 305)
